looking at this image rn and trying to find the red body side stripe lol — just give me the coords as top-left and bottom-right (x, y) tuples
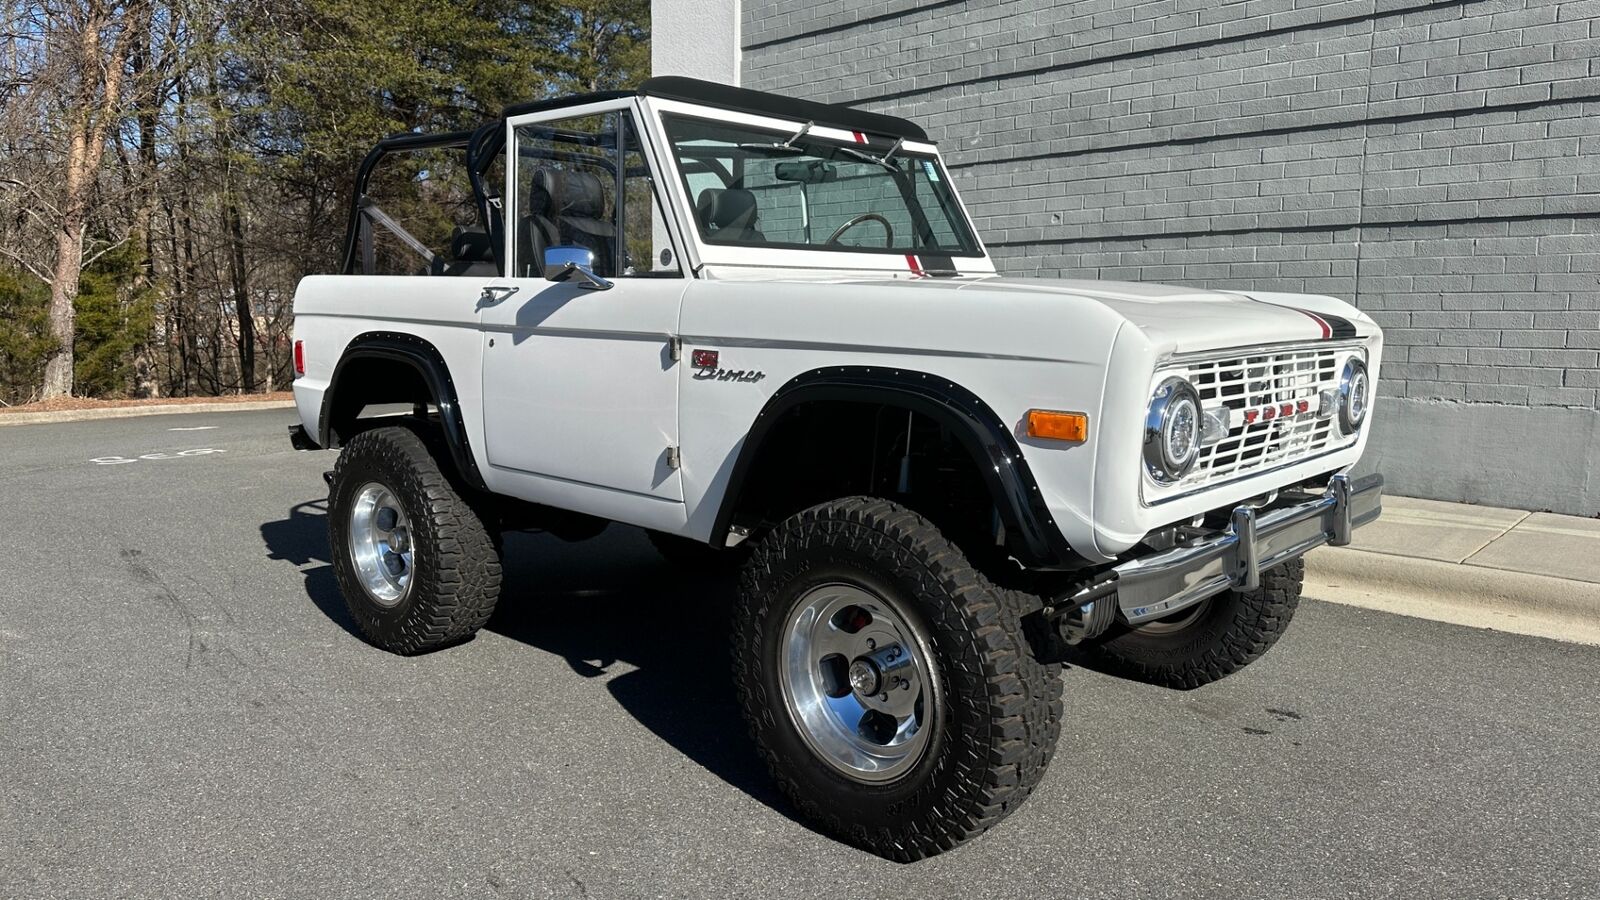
(852, 130), (867, 144)
(905, 254), (924, 276)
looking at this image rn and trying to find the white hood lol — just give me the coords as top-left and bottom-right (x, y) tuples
(955, 277), (1375, 355)
(701, 266), (1375, 357)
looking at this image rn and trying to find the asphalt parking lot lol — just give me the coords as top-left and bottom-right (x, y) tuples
(2, 408), (1598, 899)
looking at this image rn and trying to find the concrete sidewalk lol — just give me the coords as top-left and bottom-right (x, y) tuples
(1306, 495), (1600, 645)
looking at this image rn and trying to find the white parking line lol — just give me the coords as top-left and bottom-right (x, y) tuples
(89, 448), (229, 466)
(168, 425), (219, 432)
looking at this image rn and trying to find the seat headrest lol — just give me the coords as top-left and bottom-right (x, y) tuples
(532, 168), (605, 220)
(449, 226), (493, 262)
(696, 188), (758, 231)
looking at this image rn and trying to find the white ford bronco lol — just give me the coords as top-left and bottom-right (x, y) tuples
(290, 76), (1384, 859)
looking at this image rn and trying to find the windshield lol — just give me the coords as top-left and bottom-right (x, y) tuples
(662, 115), (982, 258)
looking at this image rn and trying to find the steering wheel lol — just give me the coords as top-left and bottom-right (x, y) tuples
(825, 213), (895, 247)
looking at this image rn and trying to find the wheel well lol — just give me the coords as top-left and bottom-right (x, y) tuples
(323, 356), (435, 448)
(726, 399), (1004, 564)
(320, 333), (486, 492)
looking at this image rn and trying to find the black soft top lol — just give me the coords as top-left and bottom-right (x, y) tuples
(502, 76), (929, 142)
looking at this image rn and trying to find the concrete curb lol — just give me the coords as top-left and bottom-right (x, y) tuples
(1305, 546), (1600, 646)
(0, 399), (295, 427)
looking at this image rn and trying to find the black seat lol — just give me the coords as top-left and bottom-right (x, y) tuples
(696, 188), (765, 242)
(430, 225), (497, 277)
(519, 167), (615, 277)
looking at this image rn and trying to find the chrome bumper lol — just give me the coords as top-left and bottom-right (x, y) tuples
(1115, 473), (1383, 624)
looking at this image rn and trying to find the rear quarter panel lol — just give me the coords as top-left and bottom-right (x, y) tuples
(291, 275), (488, 468)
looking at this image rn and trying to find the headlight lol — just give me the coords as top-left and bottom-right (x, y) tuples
(1338, 358), (1370, 433)
(1145, 377), (1202, 484)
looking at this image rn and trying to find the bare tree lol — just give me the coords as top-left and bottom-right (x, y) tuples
(0, 0), (148, 398)
(0, 0), (652, 403)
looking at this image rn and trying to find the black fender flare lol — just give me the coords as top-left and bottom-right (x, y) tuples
(320, 332), (486, 492)
(711, 366), (1082, 570)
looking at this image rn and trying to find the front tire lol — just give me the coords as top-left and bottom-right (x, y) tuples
(328, 426), (502, 655)
(732, 497), (1061, 861)
(1076, 557), (1304, 689)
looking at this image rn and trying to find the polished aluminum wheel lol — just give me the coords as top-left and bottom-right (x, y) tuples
(347, 482), (415, 607)
(778, 583), (937, 782)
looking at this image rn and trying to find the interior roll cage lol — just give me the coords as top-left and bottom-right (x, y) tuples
(337, 77), (935, 277)
(340, 127), (505, 276)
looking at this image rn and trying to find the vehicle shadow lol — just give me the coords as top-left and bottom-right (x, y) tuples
(260, 499), (364, 639)
(258, 501), (792, 820)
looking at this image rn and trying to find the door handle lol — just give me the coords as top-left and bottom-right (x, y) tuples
(479, 285), (519, 307)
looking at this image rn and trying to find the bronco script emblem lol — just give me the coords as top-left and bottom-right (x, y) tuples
(691, 349), (766, 383)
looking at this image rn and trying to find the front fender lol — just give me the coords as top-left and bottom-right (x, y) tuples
(710, 366), (1085, 569)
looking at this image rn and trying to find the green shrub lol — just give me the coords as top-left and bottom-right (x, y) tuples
(74, 243), (157, 399)
(0, 268), (54, 405)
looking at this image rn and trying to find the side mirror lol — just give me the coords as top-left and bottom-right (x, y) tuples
(543, 246), (612, 291)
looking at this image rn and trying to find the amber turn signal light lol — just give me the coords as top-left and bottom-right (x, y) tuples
(1026, 409), (1088, 443)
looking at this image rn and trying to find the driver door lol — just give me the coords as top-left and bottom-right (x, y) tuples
(477, 103), (689, 507)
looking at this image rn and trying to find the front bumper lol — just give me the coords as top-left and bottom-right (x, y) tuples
(1112, 473), (1383, 624)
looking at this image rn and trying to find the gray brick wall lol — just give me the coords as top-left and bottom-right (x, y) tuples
(740, 0), (1600, 510)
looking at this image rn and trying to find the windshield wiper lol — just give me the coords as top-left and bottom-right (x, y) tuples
(835, 136), (905, 171)
(737, 120), (814, 155)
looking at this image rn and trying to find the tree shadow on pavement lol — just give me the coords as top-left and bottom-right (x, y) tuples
(258, 502), (791, 819)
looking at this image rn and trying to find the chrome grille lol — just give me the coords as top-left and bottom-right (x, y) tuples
(1153, 344), (1362, 496)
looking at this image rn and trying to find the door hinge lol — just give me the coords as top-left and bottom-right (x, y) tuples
(666, 446), (681, 470)
(668, 336), (682, 362)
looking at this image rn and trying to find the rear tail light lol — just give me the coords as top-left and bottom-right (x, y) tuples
(294, 340), (305, 377)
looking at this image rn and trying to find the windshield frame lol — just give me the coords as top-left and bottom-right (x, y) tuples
(641, 98), (993, 275)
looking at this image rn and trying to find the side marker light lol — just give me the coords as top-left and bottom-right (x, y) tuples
(1026, 410), (1089, 443)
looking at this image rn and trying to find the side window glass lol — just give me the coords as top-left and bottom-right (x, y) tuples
(513, 111), (680, 279)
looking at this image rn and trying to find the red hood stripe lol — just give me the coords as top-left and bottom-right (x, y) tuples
(1292, 308), (1332, 339)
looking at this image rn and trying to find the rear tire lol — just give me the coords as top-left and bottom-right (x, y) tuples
(328, 426), (502, 655)
(1076, 557), (1304, 689)
(732, 497), (1061, 861)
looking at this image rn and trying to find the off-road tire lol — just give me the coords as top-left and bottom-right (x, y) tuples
(1076, 557), (1304, 689)
(646, 530), (748, 571)
(732, 497), (1063, 861)
(328, 426), (502, 655)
